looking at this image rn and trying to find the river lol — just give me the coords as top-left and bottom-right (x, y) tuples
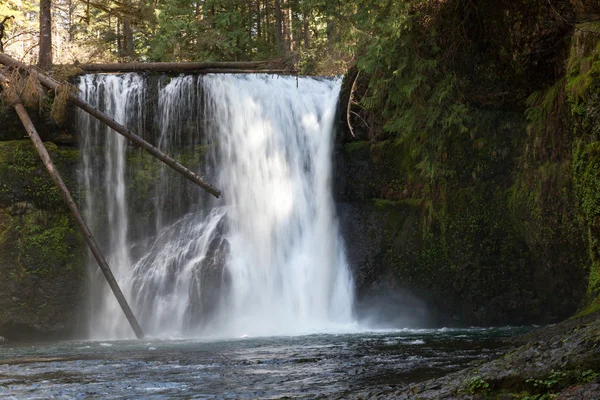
(0, 327), (527, 399)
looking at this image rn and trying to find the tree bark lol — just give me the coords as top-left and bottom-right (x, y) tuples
(68, 0), (76, 42)
(274, 0), (285, 53)
(256, 0), (261, 38)
(0, 72), (144, 340)
(285, 0), (293, 52)
(39, 0), (53, 69)
(303, 13), (310, 49)
(122, 19), (134, 60)
(0, 53), (222, 198)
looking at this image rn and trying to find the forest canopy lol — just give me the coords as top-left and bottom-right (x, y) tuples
(0, 0), (408, 74)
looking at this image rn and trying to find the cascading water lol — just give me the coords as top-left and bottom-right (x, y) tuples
(78, 73), (355, 339)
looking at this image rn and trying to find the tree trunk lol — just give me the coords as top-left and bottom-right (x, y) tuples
(256, 0), (261, 38)
(264, 0), (271, 44)
(38, 0), (52, 69)
(303, 13), (310, 49)
(116, 18), (122, 56)
(123, 19), (134, 60)
(68, 0), (75, 41)
(274, 0), (285, 53)
(285, 0), (293, 52)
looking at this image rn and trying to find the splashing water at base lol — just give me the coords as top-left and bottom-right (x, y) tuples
(78, 74), (355, 339)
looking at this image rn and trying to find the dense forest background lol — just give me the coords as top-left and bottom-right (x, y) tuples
(0, 0), (396, 73)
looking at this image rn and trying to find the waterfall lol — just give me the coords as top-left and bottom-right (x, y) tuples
(78, 73), (355, 339)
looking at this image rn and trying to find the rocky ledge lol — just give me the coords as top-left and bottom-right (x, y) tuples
(345, 312), (600, 399)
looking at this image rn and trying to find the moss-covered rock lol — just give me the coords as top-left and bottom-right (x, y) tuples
(0, 139), (84, 340)
(567, 22), (600, 311)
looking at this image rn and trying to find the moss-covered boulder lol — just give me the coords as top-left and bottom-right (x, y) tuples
(0, 139), (84, 340)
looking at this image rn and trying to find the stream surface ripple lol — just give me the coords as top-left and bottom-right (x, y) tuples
(0, 327), (529, 399)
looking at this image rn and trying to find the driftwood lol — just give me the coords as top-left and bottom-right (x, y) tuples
(77, 61), (295, 74)
(0, 52), (221, 198)
(0, 71), (145, 339)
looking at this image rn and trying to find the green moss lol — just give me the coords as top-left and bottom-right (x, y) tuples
(175, 144), (209, 166)
(372, 198), (422, 208)
(53, 147), (80, 164)
(0, 208), (83, 278)
(372, 198), (400, 208)
(18, 213), (82, 275)
(573, 140), (600, 306)
(0, 140), (79, 210)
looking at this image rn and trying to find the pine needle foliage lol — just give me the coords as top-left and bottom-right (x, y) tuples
(50, 84), (76, 125)
(346, 0), (474, 184)
(0, 68), (45, 110)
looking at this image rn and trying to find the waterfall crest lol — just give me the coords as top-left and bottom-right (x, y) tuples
(78, 74), (355, 339)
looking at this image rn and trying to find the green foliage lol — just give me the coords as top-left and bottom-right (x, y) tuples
(356, 4), (470, 138)
(525, 79), (566, 131)
(566, 23), (600, 106)
(519, 369), (599, 399)
(465, 375), (490, 395)
(343, 140), (370, 154)
(149, 0), (260, 62)
(526, 370), (566, 392)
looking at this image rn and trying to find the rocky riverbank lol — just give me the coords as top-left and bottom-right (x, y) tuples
(344, 311), (600, 399)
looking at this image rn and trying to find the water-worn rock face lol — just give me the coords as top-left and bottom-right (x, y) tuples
(0, 139), (84, 340)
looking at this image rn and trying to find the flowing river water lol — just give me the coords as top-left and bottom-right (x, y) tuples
(0, 328), (526, 399)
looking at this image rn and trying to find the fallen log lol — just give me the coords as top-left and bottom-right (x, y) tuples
(0, 71), (145, 340)
(77, 61), (292, 74)
(0, 52), (221, 198)
(179, 68), (296, 75)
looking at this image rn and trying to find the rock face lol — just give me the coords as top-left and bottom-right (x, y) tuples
(335, 138), (587, 326)
(0, 139), (84, 341)
(336, 2), (600, 326)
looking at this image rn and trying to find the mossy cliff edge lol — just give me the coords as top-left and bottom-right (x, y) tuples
(337, 0), (600, 325)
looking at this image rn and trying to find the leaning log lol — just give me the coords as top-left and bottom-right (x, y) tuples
(0, 72), (145, 339)
(0, 52), (221, 198)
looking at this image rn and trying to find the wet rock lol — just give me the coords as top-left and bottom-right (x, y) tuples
(0, 140), (84, 341)
(346, 313), (600, 399)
